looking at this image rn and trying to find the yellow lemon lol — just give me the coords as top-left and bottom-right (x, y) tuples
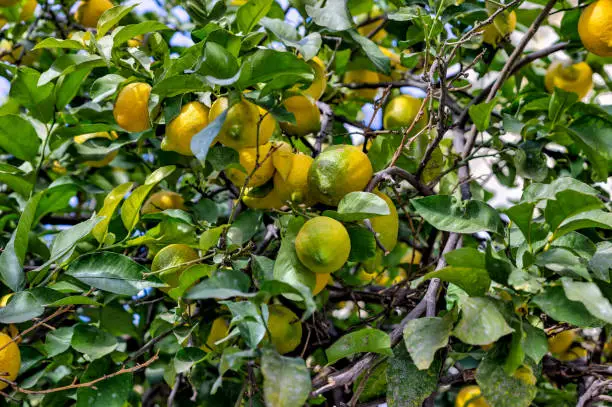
(226, 143), (276, 188)
(0, 294), (12, 308)
(142, 191), (186, 214)
(267, 304), (302, 354)
(363, 191), (399, 272)
(357, 16), (387, 42)
(271, 141), (294, 180)
(312, 273), (331, 295)
(280, 95), (321, 137)
(295, 216), (351, 274)
(548, 329), (576, 354)
(482, 10), (517, 45)
(19, 0), (37, 20)
(308, 144), (373, 206)
(151, 244), (199, 290)
(556, 346), (588, 361)
(75, 0), (113, 28)
(113, 82), (152, 133)
(300, 56), (327, 100)
(230, 0), (247, 5)
(343, 70), (381, 100)
(74, 131), (119, 168)
(544, 61), (593, 99)
(0, 332), (20, 391)
(273, 153), (316, 206)
(242, 186), (284, 210)
(209, 97), (276, 149)
(579, 0), (612, 57)
(383, 94), (428, 131)
(455, 385), (490, 407)
(513, 365), (537, 386)
(0, 40), (40, 65)
(127, 34), (144, 47)
(203, 317), (230, 353)
(400, 245), (422, 266)
(162, 101), (209, 156)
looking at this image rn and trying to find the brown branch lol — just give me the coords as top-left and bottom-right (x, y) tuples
(366, 166), (434, 196)
(315, 101), (334, 156)
(0, 306), (74, 352)
(363, 219), (389, 255)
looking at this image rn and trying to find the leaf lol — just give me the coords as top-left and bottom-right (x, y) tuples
(468, 99), (497, 131)
(522, 177), (599, 202)
(261, 349), (311, 407)
(346, 225), (377, 262)
(199, 225), (226, 252)
(590, 242), (612, 282)
(476, 354), (537, 407)
(326, 328), (392, 365)
(535, 248), (590, 280)
(453, 297), (513, 345)
(9, 67), (55, 122)
(55, 68), (91, 110)
(237, 0), (273, 33)
(44, 327), (74, 357)
(532, 286), (602, 327)
(562, 278), (612, 324)
(260, 17), (322, 60)
(76, 359), (132, 407)
(424, 248), (490, 296)
(227, 210), (262, 246)
(0, 114), (41, 162)
(71, 324), (117, 360)
(238, 49), (314, 89)
(549, 87), (578, 123)
(0, 163), (33, 196)
(523, 323), (548, 363)
(305, 0), (352, 31)
(222, 300), (266, 348)
(48, 296), (103, 307)
(348, 30), (391, 74)
(403, 316), (452, 370)
(39, 54), (105, 86)
(567, 115), (612, 160)
(186, 269), (251, 300)
(66, 252), (165, 296)
(335, 191), (390, 221)
(96, 5), (137, 37)
(0, 192), (42, 291)
(175, 347), (207, 374)
(514, 141), (548, 182)
(545, 189), (604, 232)
(90, 74), (125, 103)
(113, 21), (169, 46)
(33, 38), (85, 50)
(412, 195), (504, 235)
(49, 216), (103, 264)
(92, 182), (133, 244)
(0, 291), (44, 323)
(191, 110), (227, 162)
(555, 210), (612, 239)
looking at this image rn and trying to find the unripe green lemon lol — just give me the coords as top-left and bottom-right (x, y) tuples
(383, 94), (427, 132)
(151, 244), (199, 291)
(267, 304), (302, 354)
(295, 216), (351, 274)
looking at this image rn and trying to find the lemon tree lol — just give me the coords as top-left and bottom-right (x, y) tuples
(0, 0), (611, 406)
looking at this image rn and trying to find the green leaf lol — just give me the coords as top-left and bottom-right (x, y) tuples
(0, 291), (44, 323)
(90, 74), (125, 103)
(227, 210), (262, 246)
(305, 0), (352, 31)
(554, 210), (612, 239)
(0, 163), (33, 197)
(326, 328), (392, 365)
(92, 182), (133, 244)
(238, 49), (314, 89)
(522, 177), (599, 202)
(346, 225), (377, 262)
(424, 248), (490, 296)
(261, 349), (312, 407)
(535, 248), (590, 280)
(412, 195), (504, 235)
(186, 269), (251, 300)
(175, 347), (207, 374)
(0, 192), (42, 291)
(545, 189), (604, 232)
(590, 242), (612, 282)
(469, 99), (497, 131)
(476, 353), (537, 407)
(39, 54), (105, 86)
(453, 297), (513, 345)
(567, 115), (612, 160)
(55, 68), (91, 110)
(33, 38), (85, 50)
(199, 225), (226, 252)
(514, 141), (548, 182)
(0, 115), (41, 162)
(335, 191), (390, 221)
(523, 323), (548, 363)
(96, 5), (137, 37)
(76, 359), (132, 407)
(49, 216), (103, 264)
(191, 110), (227, 162)
(562, 278), (612, 324)
(113, 21), (169, 46)
(66, 252), (165, 296)
(71, 324), (117, 360)
(48, 296), (103, 307)
(549, 87), (578, 123)
(348, 30), (391, 74)
(222, 300), (266, 348)
(44, 327), (74, 357)
(403, 316), (452, 370)
(237, 0), (273, 33)
(532, 286), (602, 327)
(166, 264), (216, 300)
(9, 67), (55, 122)
(260, 17), (322, 60)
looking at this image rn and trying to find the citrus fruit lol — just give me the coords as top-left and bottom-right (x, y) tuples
(142, 191), (186, 214)
(513, 365), (537, 386)
(0, 41), (40, 65)
(203, 317), (230, 353)
(127, 34), (144, 47)
(455, 385), (489, 407)
(482, 10), (517, 46)
(343, 70), (381, 100)
(363, 191), (399, 272)
(74, 131), (119, 168)
(400, 245), (422, 266)
(544, 61), (593, 99)
(0, 294), (12, 308)
(242, 186), (284, 210)
(267, 304), (302, 354)
(357, 8), (387, 42)
(161, 101), (209, 156)
(273, 153), (316, 206)
(312, 273), (331, 295)
(579, 0), (612, 57)
(280, 95), (321, 137)
(271, 141), (294, 180)
(20, 0), (37, 20)
(75, 0), (113, 28)
(383, 94), (428, 132)
(557, 346), (588, 361)
(548, 329), (576, 354)
(308, 144), (373, 206)
(113, 82), (152, 133)
(209, 97), (276, 150)
(151, 244), (199, 290)
(226, 143), (276, 188)
(295, 216), (351, 274)
(300, 56), (327, 100)
(0, 332), (20, 390)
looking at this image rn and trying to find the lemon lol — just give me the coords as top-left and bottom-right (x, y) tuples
(400, 245), (422, 266)
(242, 186), (284, 210)
(513, 365), (537, 386)
(544, 61), (593, 99)
(300, 56), (327, 100)
(482, 10), (517, 46)
(344, 70), (381, 100)
(151, 244), (199, 290)
(271, 141), (294, 180)
(75, 0), (113, 28)
(142, 191), (186, 214)
(209, 97), (276, 150)
(267, 304), (302, 354)
(308, 144), (373, 206)
(312, 273), (331, 295)
(0, 40), (40, 65)
(556, 346), (588, 361)
(161, 101), (209, 156)
(273, 153), (316, 206)
(280, 95), (321, 137)
(226, 143), (276, 188)
(383, 94), (428, 132)
(455, 385), (489, 407)
(579, 0), (612, 57)
(0, 294), (12, 308)
(357, 8), (387, 42)
(113, 82), (152, 133)
(127, 34), (144, 47)
(295, 216), (351, 274)
(74, 131), (119, 168)
(1, 0), (37, 24)
(0, 332), (20, 390)
(363, 191), (399, 272)
(548, 329), (576, 354)
(203, 317), (230, 353)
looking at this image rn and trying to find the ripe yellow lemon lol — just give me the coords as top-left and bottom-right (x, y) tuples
(280, 95), (321, 137)
(20, 0), (37, 20)
(271, 141), (294, 180)
(203, 317), (230, 353)
(151, 244), (199, 290)
(579, 0), (612, 57)
(113, 82), (152, 133)
(75, 0), (113, 28)
(162, 101), (209, 156)
(312, 273), (331, 295)
(209, 97), (276, 150)
(142, 191), (186, 214)
(548, 329), (576, 354)
(482, 10), (517, 45)
(0, 40), (40, 65)
(273, 153), (316, 206)
(74, 131), (119, 168)
(383, 94), (428, 131)
(455, 385), (490, 407)
(363, 191), (399, 272)
(308, 144), (373, 206)
(127, 34), (144, 47)
(242, 186), (284, 210)
(267, 304), (302, 354)
(226, 143), (275, 188)
(544, 61), (593, 99)
(295, 216), (351, 274)
(300, 56), (327, 100)
(357, 12), (387, 42)
(0, 332), (20, 390)
(556, 346), (588, 361)
(343, 70), (381, 100)
(513, 365), (537, 386)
